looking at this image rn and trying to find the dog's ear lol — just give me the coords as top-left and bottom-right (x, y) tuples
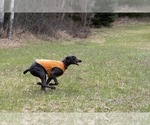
(66, 56), (71, 60)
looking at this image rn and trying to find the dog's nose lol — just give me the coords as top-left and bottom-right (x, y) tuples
(78, 60), (82, 62)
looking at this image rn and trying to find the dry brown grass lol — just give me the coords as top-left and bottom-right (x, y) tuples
(0, 38), (22, 48)
(114, 17), (150, 26)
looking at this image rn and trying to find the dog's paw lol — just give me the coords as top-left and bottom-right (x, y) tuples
(37, 83), (56, 90)
(45, 85), (56, 90)
(49, 83), (54, 86)
(37, 82), (42, 85)
(50, 86), (56, 90)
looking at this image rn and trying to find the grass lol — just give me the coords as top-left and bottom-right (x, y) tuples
(0, 24), (150, 112)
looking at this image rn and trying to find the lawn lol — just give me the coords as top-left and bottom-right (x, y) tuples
(0, 24), (150, 112)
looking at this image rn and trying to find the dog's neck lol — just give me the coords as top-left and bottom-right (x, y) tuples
(62, 60), (71, 69)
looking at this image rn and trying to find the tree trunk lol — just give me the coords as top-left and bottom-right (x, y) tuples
(7, 0), (14, 39)
(0, 0), (5, 37)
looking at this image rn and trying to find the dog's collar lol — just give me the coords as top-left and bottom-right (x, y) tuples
(63, 63), (67, 70)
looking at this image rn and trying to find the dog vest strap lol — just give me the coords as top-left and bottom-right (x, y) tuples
(35, 59), (65, 77)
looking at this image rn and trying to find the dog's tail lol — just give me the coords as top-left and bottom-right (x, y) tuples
(23, 69), (30, 74)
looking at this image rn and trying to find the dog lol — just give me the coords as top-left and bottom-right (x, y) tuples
(23, 56), (82, 90)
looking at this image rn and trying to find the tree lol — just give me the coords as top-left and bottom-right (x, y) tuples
(0, 0), (5, 37)
(91, 0), (118, 27)
(7, 0), (14, 39)
(92, 13), (117, 27)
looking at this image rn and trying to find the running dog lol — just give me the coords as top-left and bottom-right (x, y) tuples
(23, 56), (82, 90)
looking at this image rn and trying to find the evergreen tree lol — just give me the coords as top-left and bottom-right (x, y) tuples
(92, 0), (118, 27)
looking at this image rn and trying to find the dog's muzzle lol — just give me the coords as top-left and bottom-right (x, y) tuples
(74, 59), (82, 65)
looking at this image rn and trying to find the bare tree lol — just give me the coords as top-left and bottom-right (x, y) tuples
(60, 0), (66, 21)
(0, 0), (5, 37)
(7, 0), (14, 39)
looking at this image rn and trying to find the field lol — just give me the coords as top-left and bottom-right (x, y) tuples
(0, 24), (150, 112)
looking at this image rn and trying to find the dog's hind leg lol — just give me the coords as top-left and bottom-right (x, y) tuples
(37, 77), (56, 90)
(40, 75), (47, 90)
(29, 66), (47, 90)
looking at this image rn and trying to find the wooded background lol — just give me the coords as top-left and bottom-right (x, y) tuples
(0, 0), (150, 39)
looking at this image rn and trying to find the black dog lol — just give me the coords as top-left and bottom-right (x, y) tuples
(23, 56), (82, 90)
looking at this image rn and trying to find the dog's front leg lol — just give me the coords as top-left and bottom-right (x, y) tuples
(48, 68), (63, 86)
(49, 72), (59, 86)
(46, 77), (56, 89)
(37, 77), (52, 86)
(46, 77), (52, 84)
(37, 77), (56, 90)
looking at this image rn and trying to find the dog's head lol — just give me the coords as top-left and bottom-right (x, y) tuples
(63, 56), (82, 66)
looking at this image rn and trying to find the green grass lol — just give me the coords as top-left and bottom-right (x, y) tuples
(0, 24), (150, 112)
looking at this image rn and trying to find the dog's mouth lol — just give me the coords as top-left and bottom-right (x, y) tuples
(74, 59), (82, 65)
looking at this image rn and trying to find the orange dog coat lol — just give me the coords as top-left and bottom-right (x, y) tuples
(35, 59), (65, 77)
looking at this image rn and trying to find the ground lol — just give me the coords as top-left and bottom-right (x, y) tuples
(0, 23), (150, 112)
